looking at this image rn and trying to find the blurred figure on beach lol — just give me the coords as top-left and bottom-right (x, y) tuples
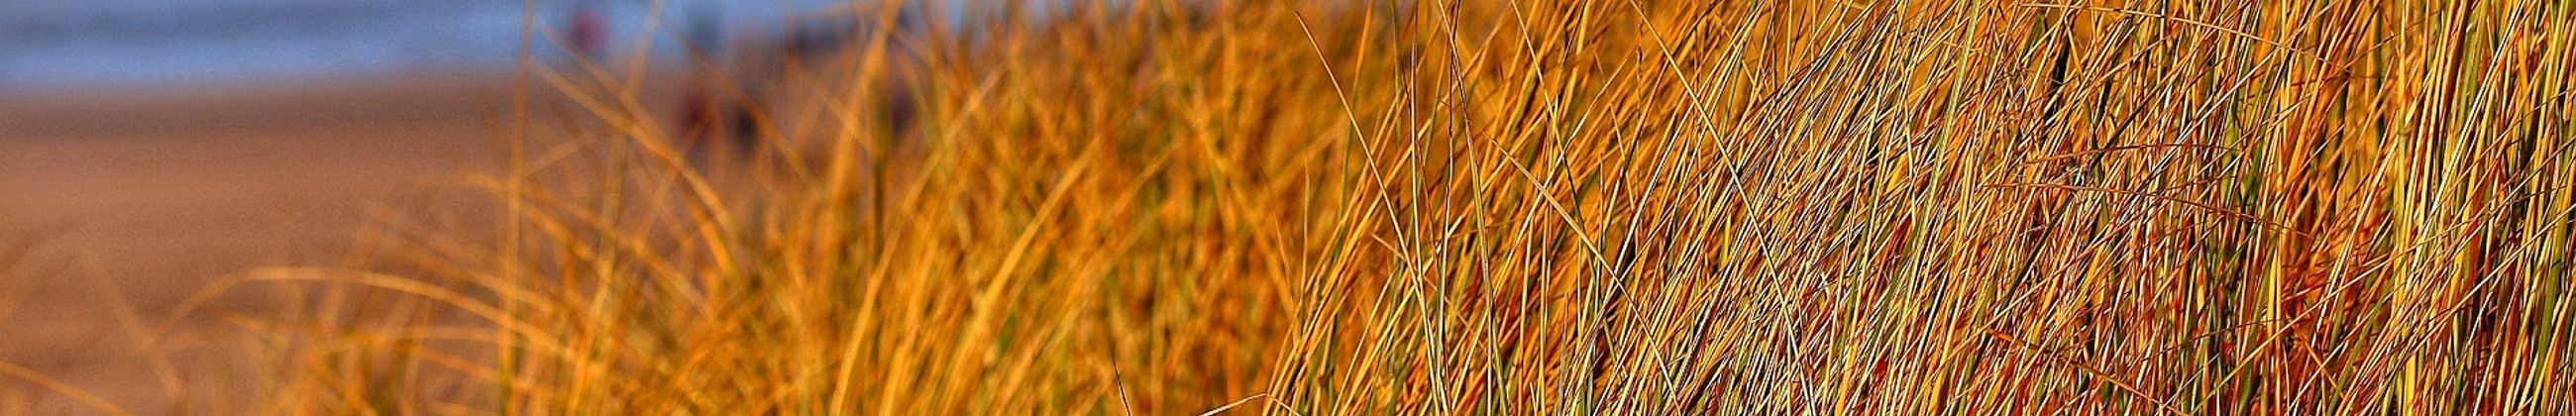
(678, 3), (921, 162)
(679, 1), (736, 156)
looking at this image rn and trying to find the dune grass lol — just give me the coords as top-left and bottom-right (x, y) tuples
(67, 0), (2574, 414)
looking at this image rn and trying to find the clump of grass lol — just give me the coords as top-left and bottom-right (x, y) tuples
(172, 0), (2576, 414)
(232, 2), (1365, 413)
(1271, 0), (2575, 413)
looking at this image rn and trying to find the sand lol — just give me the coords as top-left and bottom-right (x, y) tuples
(0, 73), (525, 413)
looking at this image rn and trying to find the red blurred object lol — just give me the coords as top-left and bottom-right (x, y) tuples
(570, 6), (605, 57)
(679, 89), (715, 149)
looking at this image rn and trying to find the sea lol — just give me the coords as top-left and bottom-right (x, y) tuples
(0, 0), (879, 93)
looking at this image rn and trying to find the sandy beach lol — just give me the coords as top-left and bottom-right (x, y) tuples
(0, 73), (520, 412)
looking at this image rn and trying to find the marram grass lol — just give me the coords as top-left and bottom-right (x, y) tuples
(69, 0), (2576, 414)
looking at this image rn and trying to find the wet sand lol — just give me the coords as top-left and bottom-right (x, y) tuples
(0, 74), (521, 413)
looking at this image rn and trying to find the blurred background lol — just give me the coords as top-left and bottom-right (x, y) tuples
(0, 0), (868, 91)
(0, 0), (908, 411)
